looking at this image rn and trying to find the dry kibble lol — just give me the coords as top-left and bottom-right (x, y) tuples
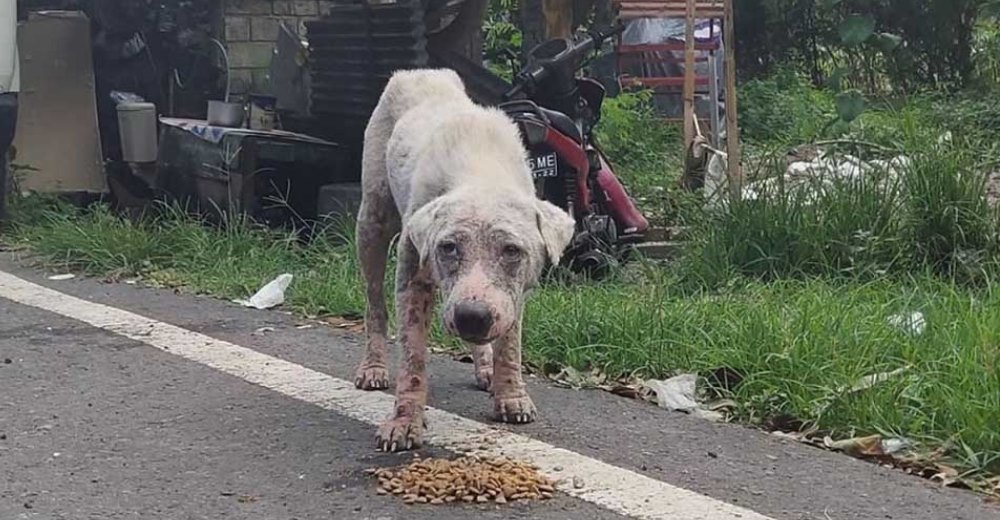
(368, 455), (557, 506)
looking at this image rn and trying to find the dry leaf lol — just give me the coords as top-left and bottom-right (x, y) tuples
(552, 366), (608, 390)
(322, 316), (364, 333)
(824, 435), (885, 457)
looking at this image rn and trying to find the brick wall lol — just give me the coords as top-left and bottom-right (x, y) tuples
(223, 0), (336, 97)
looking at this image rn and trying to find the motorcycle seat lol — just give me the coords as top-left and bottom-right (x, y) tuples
(538, 107), (583, 144)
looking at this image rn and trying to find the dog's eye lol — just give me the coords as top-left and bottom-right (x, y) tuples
(437, 241), (459, 256)
(502, 244), (524, 261)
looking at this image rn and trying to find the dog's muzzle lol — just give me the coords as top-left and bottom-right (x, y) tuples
(452, 301), (494, 343)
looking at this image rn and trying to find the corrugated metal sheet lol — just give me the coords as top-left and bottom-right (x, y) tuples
(306, 2), (428, 122)
(301, 0), (511, 179)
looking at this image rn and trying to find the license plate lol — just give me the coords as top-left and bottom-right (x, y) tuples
(529, 153), (559, 179)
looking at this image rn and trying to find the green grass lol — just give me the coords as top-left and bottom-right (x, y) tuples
(528, 275), (999, 473)
(11, 203), (366, 318)
(680, 128), (1000, 289)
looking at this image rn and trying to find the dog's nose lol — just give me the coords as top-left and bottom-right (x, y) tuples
(453, 301), (494, 341)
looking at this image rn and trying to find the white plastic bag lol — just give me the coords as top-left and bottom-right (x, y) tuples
(235, 274), (293, 310)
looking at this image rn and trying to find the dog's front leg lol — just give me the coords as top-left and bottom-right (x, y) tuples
(492, 317), (537, 424)
(472, 343), (494, 392)
(376, 241), (434, 452)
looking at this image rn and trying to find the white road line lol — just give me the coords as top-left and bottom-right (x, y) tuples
(0, 270), (774, 520)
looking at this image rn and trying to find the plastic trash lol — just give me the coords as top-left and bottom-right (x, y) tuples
(643, 373), (724, 421)
(887, 311), (925, 335)
(235, 274), (293, 310)
(110, 91), (146, 106)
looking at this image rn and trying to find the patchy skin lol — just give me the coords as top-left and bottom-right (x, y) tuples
(375, 242), (434, 452)
(492, 317), (536, 423)
(472, 343), (494, 392)
(353, 120), (402, 391)
(354, 69), (575, 452)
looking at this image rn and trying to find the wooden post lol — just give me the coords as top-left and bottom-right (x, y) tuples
(682, 0), (697, 152)
(723, 0), (741, 200)
(543, 0), (575, 39)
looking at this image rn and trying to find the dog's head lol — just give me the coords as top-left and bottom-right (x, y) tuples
(405, 191), (574, 344)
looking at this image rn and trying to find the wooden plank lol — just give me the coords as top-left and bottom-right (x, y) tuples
(682, 0), (696, 152)
(621, 76), (712, 87)
(618, 42), (721, 52)
(618, 8), (724, 18)
(722, 0), (741, 200)
(618, 3), (722, 11)
(618, 54), (713, 66)
(615, 0), (724, 18)
(613, 0), (723, 8)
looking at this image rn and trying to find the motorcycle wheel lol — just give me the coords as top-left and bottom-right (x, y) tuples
(570, 249), (615, 280)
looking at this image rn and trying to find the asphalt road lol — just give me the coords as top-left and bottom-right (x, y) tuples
(0, 256), (996, 520)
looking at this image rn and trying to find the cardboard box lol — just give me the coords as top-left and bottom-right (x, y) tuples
(14, 11), (106, 194)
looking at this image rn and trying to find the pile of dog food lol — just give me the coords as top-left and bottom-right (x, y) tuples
(369, 455), (557, 505)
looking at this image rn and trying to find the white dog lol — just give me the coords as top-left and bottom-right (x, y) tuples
(352, 69), (575, 452)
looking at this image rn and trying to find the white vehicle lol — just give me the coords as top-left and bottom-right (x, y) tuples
(0, 1), (17, 95)
(0, 0), (18, 222)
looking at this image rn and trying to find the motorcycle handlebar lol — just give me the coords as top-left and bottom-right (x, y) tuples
(504, 23), (625, 100)
(589, 23), (626, 45)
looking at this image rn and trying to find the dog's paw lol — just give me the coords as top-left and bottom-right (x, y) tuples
(475, 367), (493, 392)
(494, 394), (537, 424)
(355, 365), (390, 391)
(376, 416), (424, 452)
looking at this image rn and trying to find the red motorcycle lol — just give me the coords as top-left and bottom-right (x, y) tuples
(499, 25), (649, 277)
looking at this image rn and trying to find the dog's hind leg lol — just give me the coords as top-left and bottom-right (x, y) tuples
(354, 107), (402, 391)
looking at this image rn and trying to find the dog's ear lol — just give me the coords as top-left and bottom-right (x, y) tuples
(534, 200), (575, 265)
(405, 197), (448, 264)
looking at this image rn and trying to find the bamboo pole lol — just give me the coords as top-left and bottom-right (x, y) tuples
(682, 0), (697, 153)
(723, 0), (741, 200)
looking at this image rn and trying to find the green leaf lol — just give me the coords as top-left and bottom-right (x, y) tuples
(873, 32), (903, 52)
(827, 67), (849, 92)
(835, 90), (866, 123)
(982, 0), (1000, 19)
(838, 14), (876, 46)
(819, 0), (842, 9)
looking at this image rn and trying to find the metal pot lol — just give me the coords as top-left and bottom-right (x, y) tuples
(207, 100), (244, 127)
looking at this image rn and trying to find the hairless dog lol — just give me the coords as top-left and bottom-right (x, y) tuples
(353, 69), (575, 452)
